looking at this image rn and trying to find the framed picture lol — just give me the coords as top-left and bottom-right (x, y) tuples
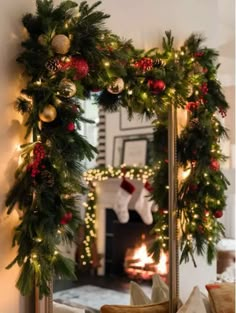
(122, 139), (148, 166)
(120, 107), (155, 130)
(112, 133), (153, 167)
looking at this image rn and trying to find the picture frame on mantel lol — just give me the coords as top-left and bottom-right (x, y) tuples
(122, 138), (148, 166)
(120, 107), (154, 130)
(112, 133), (153, 167)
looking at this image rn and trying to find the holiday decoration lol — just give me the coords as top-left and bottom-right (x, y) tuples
(38, 104), (57, 122)
(213, 211), (223, 219)
(66, 121), (75, 132)
(71, 57), (89, 80)
(5, 0), (230, 298)
(113, 178), (135, 223)
(59, 79), (77, 98)
(210, 158), (220, 171)
(107, 77), (125, 94)
(38, 34), (47, 46)
(60, 212), (73, 225)
(45, 57), (62, 72)
(51, 34), (71, 54)
(147, 79), (166, 94)
(134, 57), (153, 72)
(134, 181), (154, 225)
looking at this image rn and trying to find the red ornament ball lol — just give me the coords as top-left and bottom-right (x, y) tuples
(67, 122), (75, 132)
(213, 210), (223, 218)
(71, 57), (89, 79)
(148, 79), (166, 94)
(59, 57), (89, 79)
(210, 158), (220, 171)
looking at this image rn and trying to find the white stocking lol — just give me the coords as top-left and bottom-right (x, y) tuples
(113, 179), (135, 223)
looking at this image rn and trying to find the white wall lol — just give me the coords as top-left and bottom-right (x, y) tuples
(0, 0), (234, 312)
(0, 1), (36, 312)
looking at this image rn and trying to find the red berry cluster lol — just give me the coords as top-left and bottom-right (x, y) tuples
(186, 101), (200, 112)
(218, 107), (227, 118)
(27, 143), (46, 178)
(200, 82), (208, 95)
(60, 212), (73, 225)
(194, 51), (204, 57)
(134, 57), (153, 72)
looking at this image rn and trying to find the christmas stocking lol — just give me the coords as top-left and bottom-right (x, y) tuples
(113, 179), (135, 223)
(134, 181), (154, 225)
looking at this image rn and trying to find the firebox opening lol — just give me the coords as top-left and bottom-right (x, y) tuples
(105, 209), (168, 282)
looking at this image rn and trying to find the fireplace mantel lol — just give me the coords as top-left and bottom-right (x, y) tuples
(95, 178), (145, 275)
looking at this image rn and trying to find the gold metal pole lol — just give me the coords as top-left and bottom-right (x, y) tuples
(168, 104), (178, 313)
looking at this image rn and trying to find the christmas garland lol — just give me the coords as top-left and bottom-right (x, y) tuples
(5, 0), (229, 297)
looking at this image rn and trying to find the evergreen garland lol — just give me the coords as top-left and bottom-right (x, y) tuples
(5, 0), (229, 297)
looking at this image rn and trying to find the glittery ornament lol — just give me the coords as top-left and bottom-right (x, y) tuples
(107, 78), (125, 94)
(38, 105), (57, 122)
(59, 79), (77, 98)
(51, 34), (70, 55)
(71, 58), (89, 79)
(59, 57), (89, 79)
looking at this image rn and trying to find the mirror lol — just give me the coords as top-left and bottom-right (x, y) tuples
(52, 100), (175, 313)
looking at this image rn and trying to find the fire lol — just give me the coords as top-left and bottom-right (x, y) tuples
(124, 238), (168, 280)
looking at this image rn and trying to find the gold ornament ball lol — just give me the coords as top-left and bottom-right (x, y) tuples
(39, 105), (57, 122)
(107, 78), (125, 94)
(59, 79), (77, 98)
(38, 34), (47, 46)
(51, 34), (71, 55)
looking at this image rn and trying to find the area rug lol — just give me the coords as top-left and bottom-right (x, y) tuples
(53, 285), (131, 313)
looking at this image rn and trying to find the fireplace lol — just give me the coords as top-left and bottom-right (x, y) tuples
(95, 178), (169, 280)
(104, 209), (168, 281)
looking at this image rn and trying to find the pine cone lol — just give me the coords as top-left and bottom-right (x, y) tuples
(153, 58), (166, 68)
(45, 58), (62, 72)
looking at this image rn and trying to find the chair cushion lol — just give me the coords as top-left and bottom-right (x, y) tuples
(205, 282), (235, 313)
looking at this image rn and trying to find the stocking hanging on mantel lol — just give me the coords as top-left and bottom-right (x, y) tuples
(134, 181), (154, 225)
(113, 178), (135, 223)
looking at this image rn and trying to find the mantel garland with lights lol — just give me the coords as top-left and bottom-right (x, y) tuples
(5, 0), (229, 297)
